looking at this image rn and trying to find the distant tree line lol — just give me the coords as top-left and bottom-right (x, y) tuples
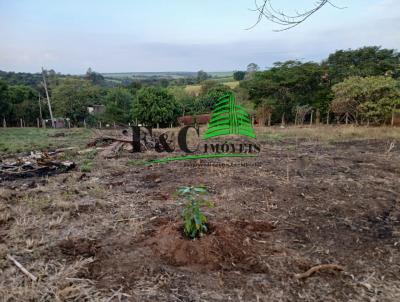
(241, 46), (400, 126)
(0, 46), (399, 128)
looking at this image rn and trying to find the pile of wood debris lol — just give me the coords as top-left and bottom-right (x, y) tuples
(0, 149), (75, 181)
(87, 129), (157, 158)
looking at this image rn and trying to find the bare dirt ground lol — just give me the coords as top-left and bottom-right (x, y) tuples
(0, 127), (399, 301)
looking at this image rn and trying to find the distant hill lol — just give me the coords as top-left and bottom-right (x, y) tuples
(102, 71), (233, 80)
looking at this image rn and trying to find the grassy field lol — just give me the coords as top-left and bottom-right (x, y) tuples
(1, 125), (398, 155)
(102, 71), (233, 80)
(185, 80), (239, 95)
(0, 128), (93, 154)
(257, 125), (400, 142)
(184, 84), (202, 95)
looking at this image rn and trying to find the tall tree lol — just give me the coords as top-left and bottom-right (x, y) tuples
(233, 71), (246, 81)
(7, 85), (38, 124)
(194, 84), (232, 114)
(247, 63), (260, 73)
(331, 76), (400, 124)
(242, 60), (329, 123)
(323, 46), (400, 84)
(197, 70), (210, 82)
(0, 80), (10, 121)
(52, 78), (103, 124)
(132, 87), (180, 127)
(85, 67), (105, 85)
(102, 87), (134, 124)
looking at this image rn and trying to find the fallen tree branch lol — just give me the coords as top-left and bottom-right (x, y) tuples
(87, 136), (133, 147)
(294, 264), (344, 280)
(99, 141), (125, 158)
(7, 254), (38, 281)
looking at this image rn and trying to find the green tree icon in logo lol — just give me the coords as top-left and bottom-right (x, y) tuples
(203, 92), (256, 139)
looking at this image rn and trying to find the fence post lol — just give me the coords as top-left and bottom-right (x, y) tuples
(37, 118), (40, 128)
(20, 118), (23, 128)
(392, 109), (395, 127)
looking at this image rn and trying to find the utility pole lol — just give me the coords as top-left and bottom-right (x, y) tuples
(38, 93), (43, 126)
(41, 67), (55, 128)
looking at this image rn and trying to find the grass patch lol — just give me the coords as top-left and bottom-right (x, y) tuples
(184, 80), (238, 96)
(127, 159), (147, 166)
(80, 159), (93, 173)
(259, 132), (285, 142)
(0, 128), (92, 154)
(223, 81), (239, 89)
(256, 125), (400, 142)
(184, 84), (202, 96)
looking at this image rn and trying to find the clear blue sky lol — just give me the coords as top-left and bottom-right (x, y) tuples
(0, 0), (399, 73)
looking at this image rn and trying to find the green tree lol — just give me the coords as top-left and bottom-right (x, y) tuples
(324, 46), (400, 84)
(52, 78), (103, 124)
(233, 71), (246, 81)
(331, 76), (400, 124)
(167, 86), (195, 116)
(132, 87), (180, 127)
(85, 67), (105, 85)
(102, 87), (134, 124)
(194, 85), (232, 114)
(0, 80), (10, 120)
(246, 63), (260, 73)
(242, 60), (329, 124)
(197, 70), (210, 82)
(7, 85), (39, 124)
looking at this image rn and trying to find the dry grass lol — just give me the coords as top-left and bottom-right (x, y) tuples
(153, 125), (400, 145)
(224, 81), (239, 89)
(257, 125), (400, 142)
(1, 125), (399, 301)
(184, 84), (202, 96)
(0, 257), (102, 301)
(184, 81), (239, 97)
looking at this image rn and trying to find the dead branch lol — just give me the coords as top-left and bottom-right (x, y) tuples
(87, 136), (133, 147)
(294, 264), (344, 279)
(7, 254), (38, 282)
(248, 0), (345, 31)
(99, 141), (124, 159)
(386, 141), (395, 154)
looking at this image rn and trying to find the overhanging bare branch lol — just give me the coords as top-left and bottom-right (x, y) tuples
(247, 0), (346, 31)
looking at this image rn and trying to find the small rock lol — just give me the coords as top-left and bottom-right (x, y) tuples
(125, 186), (137, 193)
(76, 198), (96, 211)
